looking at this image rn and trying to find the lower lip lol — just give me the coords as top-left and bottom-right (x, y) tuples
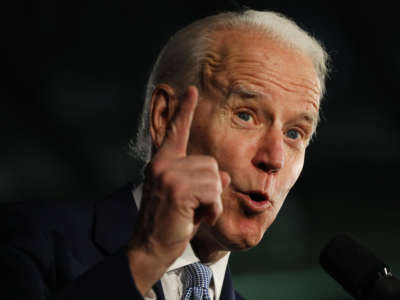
(238, 192), (272, 213)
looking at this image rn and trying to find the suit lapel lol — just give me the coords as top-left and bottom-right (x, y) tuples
(153, 280), (166, 300)
(220, 267), (238, 300)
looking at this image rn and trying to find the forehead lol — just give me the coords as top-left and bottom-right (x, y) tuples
(202, 28), (321, 108)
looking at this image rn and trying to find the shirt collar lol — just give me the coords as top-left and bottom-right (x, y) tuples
(168, 242), (230, 300)
(132, 183), (144, 211)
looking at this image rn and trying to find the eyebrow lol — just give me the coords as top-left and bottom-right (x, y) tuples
(299, 112), (320, 133)
(229, 85), (264, 98)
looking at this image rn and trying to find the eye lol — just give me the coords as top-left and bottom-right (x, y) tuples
(286, 129), (301, 140)
(236, 111), (252, 122)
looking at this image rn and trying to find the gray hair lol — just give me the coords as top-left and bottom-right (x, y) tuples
(129, 9), (329, 164)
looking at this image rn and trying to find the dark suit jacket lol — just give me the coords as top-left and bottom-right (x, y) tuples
(0, 183), (244, 300)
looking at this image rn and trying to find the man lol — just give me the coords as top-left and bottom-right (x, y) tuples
(0, 9), (328, 300)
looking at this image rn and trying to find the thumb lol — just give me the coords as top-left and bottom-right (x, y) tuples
(219, 171), (231, 190)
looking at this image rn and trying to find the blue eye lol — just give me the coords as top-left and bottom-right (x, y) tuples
(286, 129), (300, 140)
(237, 111), (251, 121)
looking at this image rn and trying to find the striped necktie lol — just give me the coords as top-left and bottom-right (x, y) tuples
(182, 262), (213, 300)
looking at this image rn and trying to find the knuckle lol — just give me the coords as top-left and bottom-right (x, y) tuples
(207, 156), (218, 165)
(209, 170), (222, 186)
(215, 199), (223, 216)
(159, 170), (175, 186)
(201, 156), (219, 170)
(216, 180), (223, 194)
(206, 177), (220, 191)
(160, 170), (187, 199)
(206, 182), (222, 199)
(147, 159), (164, 177)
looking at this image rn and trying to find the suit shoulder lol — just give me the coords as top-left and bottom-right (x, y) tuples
(0, 197), (94, 242)
(0, 182), (136, 244)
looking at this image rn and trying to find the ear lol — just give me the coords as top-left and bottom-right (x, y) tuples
(149, 84), (179, 149)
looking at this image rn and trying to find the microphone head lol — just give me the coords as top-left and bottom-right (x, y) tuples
(320, 233), (388, 300)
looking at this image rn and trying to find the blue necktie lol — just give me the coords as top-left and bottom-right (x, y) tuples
(182, 262), (213, 300)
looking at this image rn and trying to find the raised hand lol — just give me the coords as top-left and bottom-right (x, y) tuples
(126, 86), (230, 295)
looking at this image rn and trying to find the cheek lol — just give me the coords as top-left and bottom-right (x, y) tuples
(215, 133), (258, 173)
(277, 153), (305, 196)
(188, 111), (231, 156)
(289, 154), (305, 186)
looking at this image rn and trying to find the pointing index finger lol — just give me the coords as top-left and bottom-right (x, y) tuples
(162, 86), (199, 156)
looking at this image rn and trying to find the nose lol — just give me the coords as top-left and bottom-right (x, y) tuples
(252, 129), (284, 173)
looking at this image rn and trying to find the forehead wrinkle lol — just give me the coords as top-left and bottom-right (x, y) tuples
(204, 51), (225, 72)
(229, 84), (264, 98)
(202, 48), (230, 96)
(262, 67), (320, 96)
(226, 57), (320, 97)
(230, 75), (319, 109)
(202, 30), (321, 109)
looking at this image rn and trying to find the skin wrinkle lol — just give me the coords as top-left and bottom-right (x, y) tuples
(202, 52), (226, 92)
(204, 52), (224, 70)
(227, 62), (320, 98)
(235, 70), (319, 96)
(229, 80), (319, 104)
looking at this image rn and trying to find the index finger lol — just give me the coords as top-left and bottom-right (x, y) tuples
(161, 85), (199, 156)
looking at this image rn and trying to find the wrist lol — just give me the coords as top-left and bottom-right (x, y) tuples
(126, 239), (173, 296)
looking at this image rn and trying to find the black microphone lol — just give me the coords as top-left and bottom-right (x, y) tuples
(320, 233), (400, 300)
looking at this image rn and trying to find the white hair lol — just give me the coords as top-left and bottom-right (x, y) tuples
(129, 9), (329, 164)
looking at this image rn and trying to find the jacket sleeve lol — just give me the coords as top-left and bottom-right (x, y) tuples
(0, 244), (145, 300)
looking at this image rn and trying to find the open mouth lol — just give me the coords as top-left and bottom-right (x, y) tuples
(239, 190), (271, 213)
(248, 191), (268, 202)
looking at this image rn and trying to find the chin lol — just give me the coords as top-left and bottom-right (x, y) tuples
(214, 231), (264, 252)
(211, 217), (270, 251)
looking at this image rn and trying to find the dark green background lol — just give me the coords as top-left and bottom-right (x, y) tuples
(2, 1), (400, 299)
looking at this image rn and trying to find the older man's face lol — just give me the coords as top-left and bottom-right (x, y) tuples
(187, 30), (321, 251)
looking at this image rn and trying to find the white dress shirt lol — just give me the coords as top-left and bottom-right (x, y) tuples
(132, 184), (230, 300)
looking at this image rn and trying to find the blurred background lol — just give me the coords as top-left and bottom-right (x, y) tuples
(2, 0), (400, 299)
